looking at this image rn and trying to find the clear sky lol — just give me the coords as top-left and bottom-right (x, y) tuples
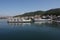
(0, 0), (60, 16)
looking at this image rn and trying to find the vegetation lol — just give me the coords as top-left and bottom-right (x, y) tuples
(14, 8), (60, 17)
(22, 11), (45, 16)
(44, 8), (60, 15)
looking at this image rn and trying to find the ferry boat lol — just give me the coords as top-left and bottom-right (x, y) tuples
(7, 17), (34, 23)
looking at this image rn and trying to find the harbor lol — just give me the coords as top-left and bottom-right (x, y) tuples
(7, 15), (60, 23)
(1, 0), (60, 40)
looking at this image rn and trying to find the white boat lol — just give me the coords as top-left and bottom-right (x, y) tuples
(7, 17), (52, 23)
(34, 18), (52, 23)
(7, 17), (34, 23)
(53, 16), (60, 23)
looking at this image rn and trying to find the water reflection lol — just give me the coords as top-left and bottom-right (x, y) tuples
(33, 22), (60, 29)
(7, 22), (53, 27)
(8, 23), (31, 26)
(7, 22), (60, 28)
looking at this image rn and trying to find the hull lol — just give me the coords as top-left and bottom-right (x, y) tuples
(7, 21), (33, 23)
(34, 19), (51, 22)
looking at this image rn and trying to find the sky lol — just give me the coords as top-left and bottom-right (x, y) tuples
(0, 0), (60, 16)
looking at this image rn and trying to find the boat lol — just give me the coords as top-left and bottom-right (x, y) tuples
(53, 16), (60, 23)
(7, 17), (34, 23)
(34, 18), (52, 23)
(7, 16), (52, 23)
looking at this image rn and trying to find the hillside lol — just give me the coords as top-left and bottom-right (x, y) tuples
(14, 8), (60, 17)
(44, 8), (60, 15)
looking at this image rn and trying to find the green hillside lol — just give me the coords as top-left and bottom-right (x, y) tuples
(14, 8), (60, 17)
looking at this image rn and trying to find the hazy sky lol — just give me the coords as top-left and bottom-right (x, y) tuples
(0, 0), (60, 16)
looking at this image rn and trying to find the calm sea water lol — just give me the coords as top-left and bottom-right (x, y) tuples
(0, 19), (60, 40)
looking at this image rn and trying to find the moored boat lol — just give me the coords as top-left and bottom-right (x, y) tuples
(7, 17), (34, 23)
(53, 16), (60, 23)
(34, 18), (52, 23)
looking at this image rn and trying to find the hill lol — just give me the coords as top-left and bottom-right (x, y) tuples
(14, 8), (60, 17)
(44, 8), (60, 15)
